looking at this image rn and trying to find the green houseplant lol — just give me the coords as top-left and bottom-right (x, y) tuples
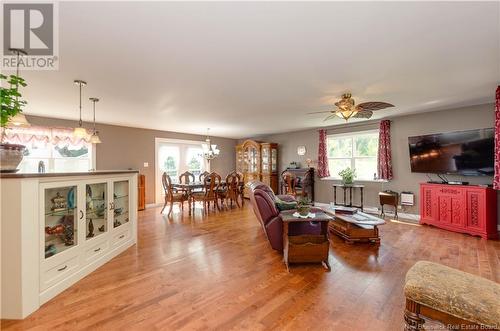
(1, 73), (28, 172)
(296, 196), (312, 216)
(339, 167), (356, 185)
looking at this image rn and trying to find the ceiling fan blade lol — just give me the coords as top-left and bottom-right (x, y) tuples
(356, 102), (394, 111)
(323, 114), (337, 122)
(353, 110), (373, 119)
(306, 111), (332, 115)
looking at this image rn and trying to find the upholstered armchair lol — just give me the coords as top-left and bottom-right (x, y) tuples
(248, 181), (322, 251)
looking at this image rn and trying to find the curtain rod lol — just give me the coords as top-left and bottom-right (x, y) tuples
(317, 119), (391, 131)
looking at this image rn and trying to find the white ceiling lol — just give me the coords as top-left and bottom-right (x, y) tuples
(11, 1), (500, 139)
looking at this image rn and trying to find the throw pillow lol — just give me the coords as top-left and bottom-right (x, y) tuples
(275, 197), (297, 211)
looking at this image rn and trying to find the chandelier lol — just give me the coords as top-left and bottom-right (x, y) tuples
(202, 128), (220, 162)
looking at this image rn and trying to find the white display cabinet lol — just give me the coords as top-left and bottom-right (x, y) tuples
(1, 171), (138, 319)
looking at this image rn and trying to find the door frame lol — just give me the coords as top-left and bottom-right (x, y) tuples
(154, 138), (209, 204)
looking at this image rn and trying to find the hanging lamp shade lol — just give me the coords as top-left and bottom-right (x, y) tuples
(8, 113), (30, 127)
(89, 132), (102, 144)
(89, 97), (102, 144)
(73, 126), (88, 138)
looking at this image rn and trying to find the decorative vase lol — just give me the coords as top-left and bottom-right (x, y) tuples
(0, 143), (25, 172)
(87, 219), (94, 238)
(342, 179), (353, 186)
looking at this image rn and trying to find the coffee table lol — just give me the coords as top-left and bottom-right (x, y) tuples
(280, 210), (333, 271)
(316, 203), (385, 244)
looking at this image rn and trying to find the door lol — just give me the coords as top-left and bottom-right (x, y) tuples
(466, 189), (485, 232)
(420, 186), (436, 223)
(155, 139), (208, 204)
(41, 182), (80, 260)
(84, 181), (108, 241)
(112, 179), (130, 229)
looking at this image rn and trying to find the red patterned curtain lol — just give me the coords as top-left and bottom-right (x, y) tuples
(377, 120), (393, 180)
(494, 86), (500, 190)
(317, 129), (330, 178)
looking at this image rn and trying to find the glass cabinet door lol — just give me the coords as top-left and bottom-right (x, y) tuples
(113, 180), (130, 228)
(85, 182), (107, 240)
(44, 186), (78, 259)
(271, 148), (277, 173)
(262, 147), (269, 173)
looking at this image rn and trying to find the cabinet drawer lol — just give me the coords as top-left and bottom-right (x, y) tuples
(40, 254), (80, 291)
(112, 227), (131, 248)
(84, 239), (109, 263)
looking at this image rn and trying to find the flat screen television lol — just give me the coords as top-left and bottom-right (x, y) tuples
(408, 128), (494, 176)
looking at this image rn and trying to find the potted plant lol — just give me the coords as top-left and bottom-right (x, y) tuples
(339, 167), (356, 185)
(296, 196), (312, 216)
(1, 73), (28, 172)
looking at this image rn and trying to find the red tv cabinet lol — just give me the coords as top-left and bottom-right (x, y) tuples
(420, 183), (498, 239)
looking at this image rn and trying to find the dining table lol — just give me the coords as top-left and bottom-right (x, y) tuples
(172, 181), (245, 214)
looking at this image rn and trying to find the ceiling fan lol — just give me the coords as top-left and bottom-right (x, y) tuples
(308, 93), (395, 121)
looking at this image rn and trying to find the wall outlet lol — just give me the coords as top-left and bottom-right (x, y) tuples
(143, 162), (149, 168)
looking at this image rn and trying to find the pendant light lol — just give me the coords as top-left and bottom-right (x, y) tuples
(73, 79), (88, 138)
(7, 48), (30, 128)
(89, 97), (102, 144)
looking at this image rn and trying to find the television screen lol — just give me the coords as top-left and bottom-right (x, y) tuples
(408, 128), (494, 176)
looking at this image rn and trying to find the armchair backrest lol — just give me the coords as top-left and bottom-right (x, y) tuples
(248, 181), (279, 226)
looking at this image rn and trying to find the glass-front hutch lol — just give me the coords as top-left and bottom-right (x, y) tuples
(235, 140), (279, 196)
(42, 178), (132, 261)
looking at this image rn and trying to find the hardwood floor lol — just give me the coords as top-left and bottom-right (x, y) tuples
(2, 204), (499, 330)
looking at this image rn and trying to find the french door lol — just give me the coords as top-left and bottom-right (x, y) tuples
(155, 138), (209, 204)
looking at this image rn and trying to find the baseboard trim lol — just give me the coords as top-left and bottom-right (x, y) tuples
(146, 203), (162, 209)
(362, 206), (420, 223)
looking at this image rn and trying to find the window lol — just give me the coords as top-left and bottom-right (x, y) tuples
(327, 130), (379, 180)
(159, 146), (180, 181)
(4, 126), (94, 173)
(186, 147), (204, 177)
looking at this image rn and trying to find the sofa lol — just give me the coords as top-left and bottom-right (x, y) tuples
(248, 181), (322, 251)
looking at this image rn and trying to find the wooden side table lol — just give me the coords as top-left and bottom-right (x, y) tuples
(333, 184), (365, 210)
(280, 210), (333, 271)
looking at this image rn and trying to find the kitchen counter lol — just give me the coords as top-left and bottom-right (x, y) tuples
(0, 170), (138, 179)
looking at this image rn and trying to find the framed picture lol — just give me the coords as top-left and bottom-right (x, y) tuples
(297, 145), (306, 156)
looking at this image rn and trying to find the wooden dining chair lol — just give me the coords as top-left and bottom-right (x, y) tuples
(160, 173), (188, 216)
(199, 171), (210, 182)
(236, 171), (245, 206)
(224, 171), (241, 208)
(179, 171), (195, 185)
(282, 171), (297, 195)
(178, 171), (195, 197)
(191, 172), (221, 214)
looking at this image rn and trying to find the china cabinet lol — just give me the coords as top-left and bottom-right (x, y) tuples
(1, 171), (138, 319)
(235, 140), (278, 196)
